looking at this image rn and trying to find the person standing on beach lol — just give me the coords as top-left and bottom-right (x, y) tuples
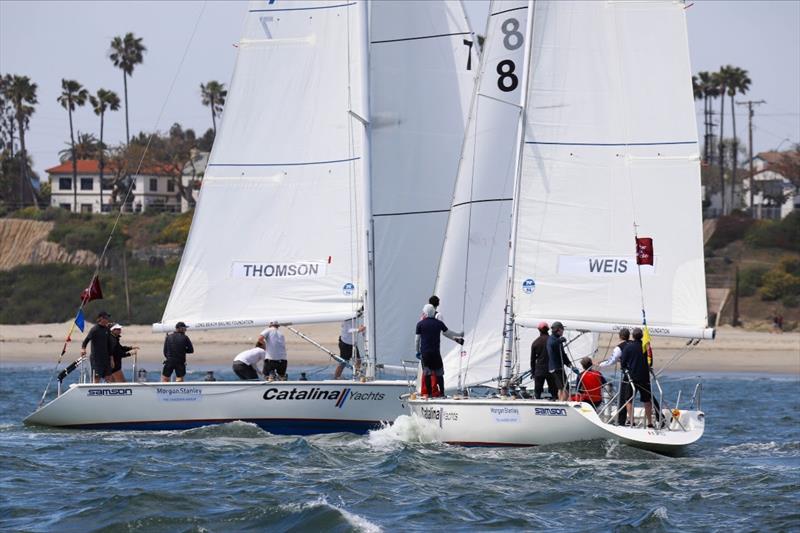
(162, 322), (194, 382)
(109, 324), (138, 383)
(415, 304), (463, 397)
(530, 322), (556, 399)
(335, 309), (365, 379)
(232, 340), (266, 380)
(80, 310), (114, 383)
(259, 322), (288, 380)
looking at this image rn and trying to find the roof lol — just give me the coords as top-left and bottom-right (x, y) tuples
(46, 159), (175, 176)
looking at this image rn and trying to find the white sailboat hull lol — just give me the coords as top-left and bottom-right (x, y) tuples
(25, 381), (412, 434)
(408, 398), (705, 454)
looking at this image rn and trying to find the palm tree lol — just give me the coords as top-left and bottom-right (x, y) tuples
(200, 81), (227, 135)
(58, 132), (101, 161)
(4, 75), (38, 207)
(89, 89), (121, 210)
(725, 67), (751, 211)
(109, 32), (146, 145)
(714, 66), (735, 215)
(57, 79), (89, 211)
(695, 71), (718, 163)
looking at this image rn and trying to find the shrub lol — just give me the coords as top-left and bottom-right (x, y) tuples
(759, 270), (800, 301)
(782, 293), (799, 308)
(779, 256), (800, 277)
(745, 211), (800, 251)
(707, 212), (755, 250)
(156, 210), (193, 245)
(738, 266), (768, 297)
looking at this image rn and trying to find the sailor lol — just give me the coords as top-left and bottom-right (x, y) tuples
(530, 322), (557, 399)
(259, 322), (288, 380)
(415, 303), (464, 397)
(108, 324), (138, 383)
(600, 328), (633, 425)
(575, 357), (607, 410)
(334, 308), (365, 379)
(425, 295), (443, 321)
(232, 340), (266, 380)
(162, 321), (194, 382)
(80, 310), (114, 383)
(620, 328), (654, 427)
(546, 321), (578, 401)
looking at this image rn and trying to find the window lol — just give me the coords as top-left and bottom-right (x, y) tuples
(81, 178), (93, 190)
(101, 178), (113, 190)
(80, 204), (93, 213)
(59, 203), (71, 211)
(149, 178), (158, 192)
(167, 180), (175, 193)
(59, 178), (72, 190)
(101, 204), (112, 213)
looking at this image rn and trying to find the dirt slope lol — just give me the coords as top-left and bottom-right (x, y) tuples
(0, 218), (98, 271)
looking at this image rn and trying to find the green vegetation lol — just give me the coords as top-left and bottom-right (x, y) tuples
(706, 211), (755, 250)
(738, 266), (768, 297)
(155, 210), (193, 244)
(745, 211), (800, 251)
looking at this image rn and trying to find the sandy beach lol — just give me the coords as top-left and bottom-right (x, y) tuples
(1, 322), (797, 375)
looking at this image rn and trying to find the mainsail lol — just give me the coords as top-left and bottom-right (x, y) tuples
(156, 1), (478, 369)
(511, 0), (713, 340)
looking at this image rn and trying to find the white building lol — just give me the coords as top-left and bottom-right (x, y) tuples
(742, 151), (799, 220)
(46, 159), (184, 213)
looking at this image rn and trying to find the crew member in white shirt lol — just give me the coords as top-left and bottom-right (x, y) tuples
(334, 308), (365, 379)
(232, 340), (266, 380)
(599, 328), (631, 368)
(258, 322), (288, 380)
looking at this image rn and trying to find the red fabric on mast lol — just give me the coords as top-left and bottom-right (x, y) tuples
(80, 276), (104, 304)
(635, 237), (654, 265)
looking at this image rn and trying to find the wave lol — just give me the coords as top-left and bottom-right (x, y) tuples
(279, 496), (382, 533)
(367, 414), (441, 449)
(721, 440), (800, 456)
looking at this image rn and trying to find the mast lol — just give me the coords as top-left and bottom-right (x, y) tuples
(501, 0), (536, 389)
(357, 0), (377, 380)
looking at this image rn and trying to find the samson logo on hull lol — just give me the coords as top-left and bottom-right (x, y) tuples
(262, 387), (385, 409)
(534, 407), (567, 416)
(87, 388), (133, 397)
(232, 261), (326, 279)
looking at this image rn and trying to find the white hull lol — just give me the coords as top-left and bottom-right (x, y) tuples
(25, 380), (412, 434)
(409, 397), (705, 454)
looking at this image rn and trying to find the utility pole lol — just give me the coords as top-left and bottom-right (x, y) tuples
(737, 99), (766, 218)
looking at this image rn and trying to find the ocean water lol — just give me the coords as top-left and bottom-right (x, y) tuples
(1, 365), (798, 532)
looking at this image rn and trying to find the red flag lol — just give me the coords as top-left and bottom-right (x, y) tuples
(80, 276), (103, 304)
(635, 237), (654, 265)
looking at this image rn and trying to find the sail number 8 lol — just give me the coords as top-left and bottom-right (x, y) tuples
(497, 17), (523, 93)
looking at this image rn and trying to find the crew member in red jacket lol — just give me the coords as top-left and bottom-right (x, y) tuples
(575, 356), (606, 410)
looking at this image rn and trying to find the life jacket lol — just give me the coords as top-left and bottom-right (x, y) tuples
(579, 369), (604, 403)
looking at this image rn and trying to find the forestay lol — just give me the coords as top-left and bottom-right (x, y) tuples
(512, 0), (713, 339)
(368, 1), (477, 364)
(156, 1), (367, 331)
(436, 0), (531, 387)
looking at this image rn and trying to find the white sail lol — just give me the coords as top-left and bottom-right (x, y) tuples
(511, 0), (712, 339)
(157, 1), (367, 331)
(437, 0), (531, 387)
(359, 1), (478, 363)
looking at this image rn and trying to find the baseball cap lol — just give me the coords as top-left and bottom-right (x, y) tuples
(175, 321), (187, 329)
(551, 321), (564, 330)
(97, 311), (111, 319)
(110, 323), (122, 330)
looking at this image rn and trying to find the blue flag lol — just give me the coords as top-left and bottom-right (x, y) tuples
(75, 309), (85, 332)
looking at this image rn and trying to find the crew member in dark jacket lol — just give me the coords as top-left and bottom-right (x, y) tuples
(620, 327), (653, 427)
(109, 323), (138, 383)
(162, 321), (194, 382)
(546, 321), (577, 401)
(530, 322), (557, 399)
(415, 304), (463, 397)
(80, 310), (114, 383)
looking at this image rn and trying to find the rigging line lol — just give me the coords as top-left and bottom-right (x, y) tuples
(370, 31), (471, 45)
(38, 1), (208, 406)
(451, 197), (512, 209)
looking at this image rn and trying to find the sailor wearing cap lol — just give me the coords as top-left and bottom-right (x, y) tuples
(546, 321), (578, 401)
(108, 324), (139, 383)
(162, 321), (194, 382)
(531, 321), (557, 399)
(80, 310), (114, 383)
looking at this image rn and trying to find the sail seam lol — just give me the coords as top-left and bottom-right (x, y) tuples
(373, 208), (450, 218)
(371, 31), (471, 45)
(491, 6), (529, 17)
(525, 141), (696, 147)
(209, 157), (360, 167)
(250, 2), (356, 13)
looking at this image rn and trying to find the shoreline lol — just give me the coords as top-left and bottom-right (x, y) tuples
(1, 322), (798, 375)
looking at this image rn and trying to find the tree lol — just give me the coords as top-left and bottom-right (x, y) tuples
(200, 80), (227, 135)
(694, 71), (719, 163)
(89, 88), (121, 210)
(3, 74), (38, 207)
(57, 79), (89, 211)
(109, 32), (146, 145)
(725, 66), (751, 210)
(58, 132), (101, 162)
(714, 66), (734, 215)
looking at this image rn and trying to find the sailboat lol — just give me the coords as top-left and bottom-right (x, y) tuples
(25, 0), (477, 432)
(408, 0), (714, 453)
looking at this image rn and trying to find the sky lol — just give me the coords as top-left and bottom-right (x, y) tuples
(1, 0), (798, 181)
